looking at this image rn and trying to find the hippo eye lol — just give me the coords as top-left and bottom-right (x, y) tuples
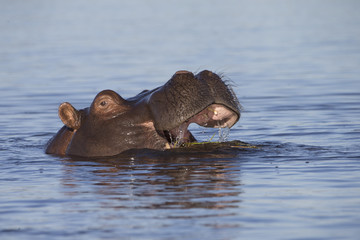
(100, 101), (107, 107)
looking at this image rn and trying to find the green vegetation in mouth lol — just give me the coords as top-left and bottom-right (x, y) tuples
(179, 140), (259, 149)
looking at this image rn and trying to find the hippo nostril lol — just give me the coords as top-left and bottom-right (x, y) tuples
(175, 70), (192, 75)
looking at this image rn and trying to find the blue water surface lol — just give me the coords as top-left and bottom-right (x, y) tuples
(1, 1), (360, 239)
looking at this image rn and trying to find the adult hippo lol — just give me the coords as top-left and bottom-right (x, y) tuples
(46, 70), (241, 157)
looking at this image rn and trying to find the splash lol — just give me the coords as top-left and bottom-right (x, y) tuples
(203, 125), (231, 143)
(218, 127), (230, 142)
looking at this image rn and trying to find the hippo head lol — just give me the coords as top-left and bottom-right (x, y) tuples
(46, 70), (241, 157)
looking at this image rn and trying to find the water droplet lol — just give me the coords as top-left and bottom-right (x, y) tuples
(218, 127), (230, 142)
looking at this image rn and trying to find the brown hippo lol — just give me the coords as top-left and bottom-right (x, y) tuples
(46, 70), (241, 157)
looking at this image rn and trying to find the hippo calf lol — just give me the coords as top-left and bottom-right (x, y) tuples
(46, 70), (241, 157)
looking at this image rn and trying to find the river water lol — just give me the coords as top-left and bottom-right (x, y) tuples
(1, 1), (360, 239)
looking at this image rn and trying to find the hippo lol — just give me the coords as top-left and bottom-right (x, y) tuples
(46, 70), (241, 157)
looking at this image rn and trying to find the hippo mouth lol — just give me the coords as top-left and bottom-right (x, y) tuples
(163, 103), (239, 147)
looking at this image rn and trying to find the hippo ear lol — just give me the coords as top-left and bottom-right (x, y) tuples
(58, 102), (81, 130)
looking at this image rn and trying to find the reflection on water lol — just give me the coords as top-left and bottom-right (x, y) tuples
(62, 151), (244, 210)
(54, 149), (249, 239)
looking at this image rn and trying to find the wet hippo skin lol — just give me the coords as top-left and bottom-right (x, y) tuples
(46, 70), (241, 157)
